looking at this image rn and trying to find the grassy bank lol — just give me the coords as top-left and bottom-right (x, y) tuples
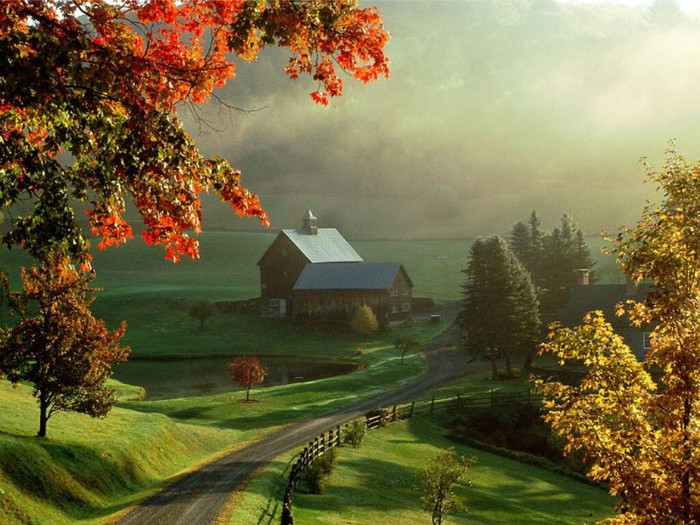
(119, 339), (427, 434)
(0, 382), (239, 525)
(233, 418), (614, 524)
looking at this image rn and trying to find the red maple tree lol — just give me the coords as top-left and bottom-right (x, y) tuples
(228, 355), (268, 402)
(0, 0), (389, 264)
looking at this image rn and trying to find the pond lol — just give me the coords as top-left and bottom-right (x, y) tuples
(113, 356), (357, 400)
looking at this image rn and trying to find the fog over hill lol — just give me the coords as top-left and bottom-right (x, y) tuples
(181, 0), (700, 240)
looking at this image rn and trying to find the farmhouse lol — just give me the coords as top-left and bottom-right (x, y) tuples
(257, 210), (413, 324)
(560, 270), (653, 359)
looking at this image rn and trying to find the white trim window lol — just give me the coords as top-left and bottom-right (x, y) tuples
(391, 304), (400, 314)
(390, 288), (399, 297)
(401, 302), (410, 312)
(643, 331), (651, 350)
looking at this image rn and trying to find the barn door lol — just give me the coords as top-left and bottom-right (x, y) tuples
(279, 299), (287, 315)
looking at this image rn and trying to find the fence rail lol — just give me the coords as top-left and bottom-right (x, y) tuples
(279, 388), (538, 525)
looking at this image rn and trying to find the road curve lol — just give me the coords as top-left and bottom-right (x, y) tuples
(116, 322), (472, 525)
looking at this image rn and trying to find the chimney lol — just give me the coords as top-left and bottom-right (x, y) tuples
(302, 209), (318, 235)
(576, 269), (589, 286)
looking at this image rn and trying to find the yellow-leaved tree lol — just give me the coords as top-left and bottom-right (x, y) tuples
(539, 143), (700, 524)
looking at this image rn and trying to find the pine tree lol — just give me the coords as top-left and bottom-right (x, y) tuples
(527, 211), (545, 291)
(460, 236), (540, 378)
(509, 220), (531, 272)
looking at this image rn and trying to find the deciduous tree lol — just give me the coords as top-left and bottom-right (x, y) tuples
(0, 1), (389, 264)
(394, 335), (419, 364)
(228, 354), (268, 402)
(350, 304), (379, 335)
(460, 236), (540, 378)
(0, 253), (129, 437)
(415, 447), (475, 525)
(539, 144), (700, 524)
(189, 299), (213, 330)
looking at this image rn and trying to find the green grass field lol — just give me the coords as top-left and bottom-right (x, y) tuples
(0, 381), (239, 525)
(0, 231), (622, 524)
(232, 417), (614, 524)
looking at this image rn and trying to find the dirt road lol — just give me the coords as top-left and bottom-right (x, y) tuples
(116, 321), (473, 525)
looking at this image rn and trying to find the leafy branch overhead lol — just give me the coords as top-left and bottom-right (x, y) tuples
(0, 0), (389, 264)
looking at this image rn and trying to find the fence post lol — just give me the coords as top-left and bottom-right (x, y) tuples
(490, 389), (494, 406)
(430, 396), (435, 414)
(409, 401), (415, 418)
(456, 394), (461, 410)
(392, 405), (397, 421)
(282, 502), (294, 525)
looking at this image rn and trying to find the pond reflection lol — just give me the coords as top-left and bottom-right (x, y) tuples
(113, 356), (356, 400)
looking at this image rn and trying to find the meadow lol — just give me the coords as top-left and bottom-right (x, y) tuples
(0, 231), (621, 523)
(232, 417), (614, 524)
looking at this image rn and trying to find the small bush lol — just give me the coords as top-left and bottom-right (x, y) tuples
(350, 304), (379, 334)
(344, 420), (367, 448)
(301, 448), (338, 494)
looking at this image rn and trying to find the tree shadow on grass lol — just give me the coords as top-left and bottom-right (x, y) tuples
(0, 436), (163, 522)
(293, 456), (423, 515)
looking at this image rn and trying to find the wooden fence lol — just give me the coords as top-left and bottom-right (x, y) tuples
(280, 388), (539, 525)
(281, 426), (342, 525)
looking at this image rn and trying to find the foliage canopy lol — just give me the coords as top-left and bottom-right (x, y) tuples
(539, 144), (700, 524)
(460, 235), (540, 377)
(0, 254), (129, 437)
(228, 354), (267, 402)
(415, 447), (475, 525)
(0, 0), (389, 264)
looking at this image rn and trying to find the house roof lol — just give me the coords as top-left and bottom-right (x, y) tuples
(293, 262), (411, 290)
(560, 283), (654, 328)
(281, 228), (363, 263)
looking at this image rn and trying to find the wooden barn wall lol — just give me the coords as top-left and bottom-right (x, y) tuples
(259, 234), (309, 305)
(293, 290), (387, 319)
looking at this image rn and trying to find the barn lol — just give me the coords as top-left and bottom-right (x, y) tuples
(293, 262), (413, 325)
(257, 210), (413, 324)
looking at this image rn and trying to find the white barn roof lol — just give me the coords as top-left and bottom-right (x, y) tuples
(281, 228), (363, 263)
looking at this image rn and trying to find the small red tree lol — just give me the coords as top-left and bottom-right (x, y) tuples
(0, 253), (129, 437)
(228, 355), (268, 402)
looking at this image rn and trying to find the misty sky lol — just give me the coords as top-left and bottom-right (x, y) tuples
(183, 0), (700, 240)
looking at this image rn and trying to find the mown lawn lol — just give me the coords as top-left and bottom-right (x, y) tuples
(233, 418), (614, 524)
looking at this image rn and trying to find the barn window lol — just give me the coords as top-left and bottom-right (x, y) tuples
(643, 332), (651, 350)
(261, 283), (267, 290)
(390, 289), (399, 297)
(269, 299), (279, 311)
(282, 249), (288, 256)
(401, 302), (410, 312)
(401, 289), (409, 296)
(391, 304), (400, 314)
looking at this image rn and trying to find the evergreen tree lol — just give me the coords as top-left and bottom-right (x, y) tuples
(509, 220), (531, 272)
(527, 211), (546, 292)
(539, 215), (596, 318)
(460, 236), (540, 378)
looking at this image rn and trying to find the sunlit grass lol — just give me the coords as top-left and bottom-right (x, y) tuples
(232, 418), (614, 524)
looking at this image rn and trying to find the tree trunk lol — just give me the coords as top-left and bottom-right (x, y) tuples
(505, 350), (512, 377)
(245, 385), (251, 402)
(490, 349), (498, 379)
(38, 391), (49, 438)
